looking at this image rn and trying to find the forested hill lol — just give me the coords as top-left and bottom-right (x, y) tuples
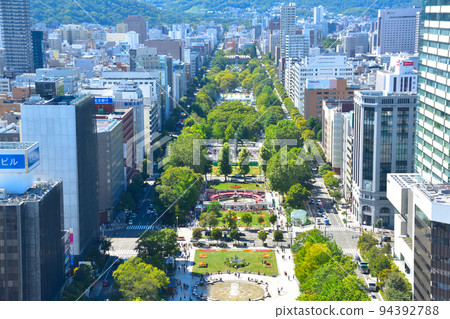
(30, 0), (197, 26)
(31, 0), (422, 26)
(149, 0), (421, 16)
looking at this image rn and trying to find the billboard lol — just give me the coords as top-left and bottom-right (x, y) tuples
(27, 146), (40, 170)
(0, 154), (26, 169)
(95, 97), (114, 105)
(0, 142), (40, 172)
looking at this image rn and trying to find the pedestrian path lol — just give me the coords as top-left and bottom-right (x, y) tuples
(342, 248), (360, 257)
(126, 225), (154, 230)
(109, 249), (138, 258)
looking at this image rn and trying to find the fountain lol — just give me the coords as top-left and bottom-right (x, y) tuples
(203, 280), (265, 301)
(230, 283), (240, 296)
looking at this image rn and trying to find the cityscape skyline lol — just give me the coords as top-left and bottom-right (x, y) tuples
(0, 0), (448, 308)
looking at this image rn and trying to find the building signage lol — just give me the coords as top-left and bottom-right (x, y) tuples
(0, 154), (25, 169)
(27, 147), (40, 169)
(95, 97), (114, 104)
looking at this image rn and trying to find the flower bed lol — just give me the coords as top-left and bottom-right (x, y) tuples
(200, 254), (208, 258)
(230, 185), (242, 189)
(262, 254), (270, 258)
(198, 261), (207, 268)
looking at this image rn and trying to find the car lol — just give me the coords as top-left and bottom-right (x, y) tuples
(309, 199), (315, 204)
(325, 219), (331, 226)
(316, 218), (323, 225)
(102, 280), (108, 287)
(128, 219), (133, 225)
(131, 213), (137, 219)
(317, 199), (322, 205)
(151, 209), (156, 214)
(146, 210), (151, 215)
(319, 208), (324, 213)
(149, 203), (153, 209)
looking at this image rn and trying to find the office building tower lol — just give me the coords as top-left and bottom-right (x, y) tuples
(322, 99), (355, 175)
(343, 33), (369, 58)
(124, 15), (146, 44)
(342, 111), (354, 201)
(284, 55), (354, 115)
(0, 0), (33, 76)
(375, 8), (421, 54)
(116, 23), (128, 33)
(386, 1), (450, 301)
(387, 174), (450, 301)
(280, 3), (296, 59)
(303, 78), (358, 120)
(31, 30), (44, 71)
(0, 142), (64, 301)
(352, 90), (416, 228)
(313, 6), (325, 24)
(415, 4), (450, 184)
(21, 95), (99, 256)
(96, 118), (124, 224)
(284, 34), (309, 59)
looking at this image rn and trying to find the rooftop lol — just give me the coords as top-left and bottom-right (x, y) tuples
(0, 142), (37, 151)
(96, 118), (120, 133)
(390, 174), (450, 205)
(0, 180), (60, 205)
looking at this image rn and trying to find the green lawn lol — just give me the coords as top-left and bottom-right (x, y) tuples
(212, 165), (261, 176)
(192, 249), (278, 276)
(217, 210), (273, 227)
(207, 182), (264, 191)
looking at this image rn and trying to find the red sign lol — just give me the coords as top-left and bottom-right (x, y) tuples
(403, 61), (414, 66)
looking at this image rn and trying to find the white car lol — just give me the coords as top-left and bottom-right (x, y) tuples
(128, 219), (133, 225)
(316, 218), (323, 225)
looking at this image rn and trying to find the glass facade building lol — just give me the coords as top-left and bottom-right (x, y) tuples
(415, 0), (450, 184)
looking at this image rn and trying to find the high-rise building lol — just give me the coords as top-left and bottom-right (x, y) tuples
(31, 30), (44, 71)
(415, 4), (450, 184)
(284, 34), (309, 59)
(116, 23), (128, 33)
(124, 15), (147, 44)
(0, 0), (33, 76)
(0, 142), (65, 301)
(352, 90), (417, 228)
(386, 0), (450, 301)
(322, 99), (355, 175)
(284, 55), (354, 115)
(280, 3), (296, 59)
(96, 118), (124, 224)
(21, 95), (99, 256)
(375, 8), (421, 54)
(313, 6), (325, 24)
(342, 32), (369, 58)
(387, 174), (450, 301)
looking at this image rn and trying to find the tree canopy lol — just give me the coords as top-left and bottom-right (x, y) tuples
(113, 257), (169, 301)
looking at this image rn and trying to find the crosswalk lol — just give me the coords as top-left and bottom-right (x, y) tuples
(126, 225), (154, 230)
(342, 248), (360, 257)
(109, 250), (138, 258)
(317, 226), (348, 232)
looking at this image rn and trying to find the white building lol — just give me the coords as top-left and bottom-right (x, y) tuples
(374, 8), (421, 55)
(284, 55), (354, 115)
(0, 77), (10, 94)
(285, 34), (309, 59)
(376, 55), (418, 94)
(387, 173), (450, 300)
(342, 111), (354, 201)
(280, 3), (296, 58)
(313, 6), (325, 24)
(21, 95), (98, 256)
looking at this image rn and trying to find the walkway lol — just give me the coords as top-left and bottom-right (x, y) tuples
(169, 227), (299, 301)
